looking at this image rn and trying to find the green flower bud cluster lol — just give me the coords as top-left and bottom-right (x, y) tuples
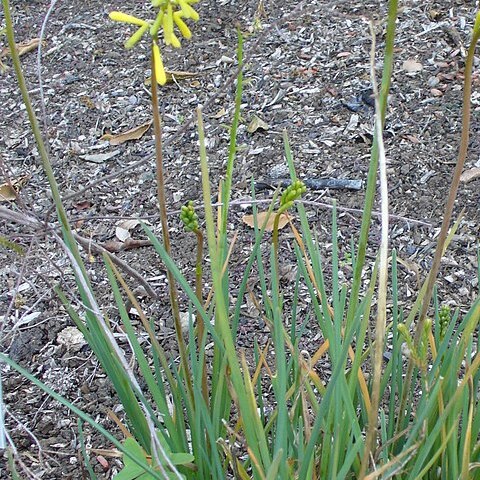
(279, 180), (306, 210)
(438, 305), (451, 340)
(109, 0), (199, 85)
(180, 201), (199, 232)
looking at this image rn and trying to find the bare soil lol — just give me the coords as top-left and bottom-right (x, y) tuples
(1, 0), (479, 478)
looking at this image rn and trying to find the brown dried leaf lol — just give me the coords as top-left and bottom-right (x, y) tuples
(103, 238), (151, 252)
(165, 70), (199, 81)
(460, 167), (480, 183)
(0, 183), (17, 201)
(211, 108), (227, 119)
(403, 134), (421, 144)
(0, 175), (29, 202)
(115, 219), (140, 242)
(101, 121), (152, 145)
(247, 115), (269, 133)
(1, 38), (43, 58)
(242, 211), (291, 231)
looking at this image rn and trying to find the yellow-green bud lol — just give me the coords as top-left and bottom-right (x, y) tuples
(150, 10), (165, 37)
(109, 11), (149, 27)
(125, 23), (150, 49)
(280, 179), (306, 208)
(180, 201), (199, 232)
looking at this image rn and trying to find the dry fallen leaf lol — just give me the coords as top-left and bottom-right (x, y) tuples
(101, 121), (152, 145)
(460, 167), (480, 183)
(0, 183), (17, 201)
(115, 219), (140, 242)
(103, 238), (151, 252)
(0, 175), (29, 201)
(403, 134), (421, 144)
(79, 150), (121, 163)
(1, 38), (43, 59)
(211, 108), (227, 119)
(166, 70), (199, 82)
(242, 211), (291, 231)
(402, 59), (423, 74)
(247, 115), (269, 133)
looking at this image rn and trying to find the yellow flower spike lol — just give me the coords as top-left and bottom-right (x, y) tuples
(124, 23), (150, 49)
(109, 11), (149, 27)
(162, 2), (174, 45)
(151, 0), (163, 6)
(152, 42), (167, 85)
(178, 0), (199, 21)
(173, 12), (192, 39)
(170, 32), (181, 48)
(150, 10), (164, 37)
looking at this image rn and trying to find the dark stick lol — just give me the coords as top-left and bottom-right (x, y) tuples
(255, 177), (363, 192)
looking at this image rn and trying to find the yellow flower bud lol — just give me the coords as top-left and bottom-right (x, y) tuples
(170, 33), (181, 48)
(109, 11), (149, 27)
(178, 0), (199, 21)
(150, 10), (164, 37)
(173, 11), (192, 39)
(162, 2), (174, 45)
(152, 42), (167, 85)
(124, 23), (149, 49)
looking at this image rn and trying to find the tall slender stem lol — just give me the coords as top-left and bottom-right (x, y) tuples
(150, 48), (193, 404)
(397, 14), (480, 438)
(358, 21), (390, 479)
(194, 229), (208, 406)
